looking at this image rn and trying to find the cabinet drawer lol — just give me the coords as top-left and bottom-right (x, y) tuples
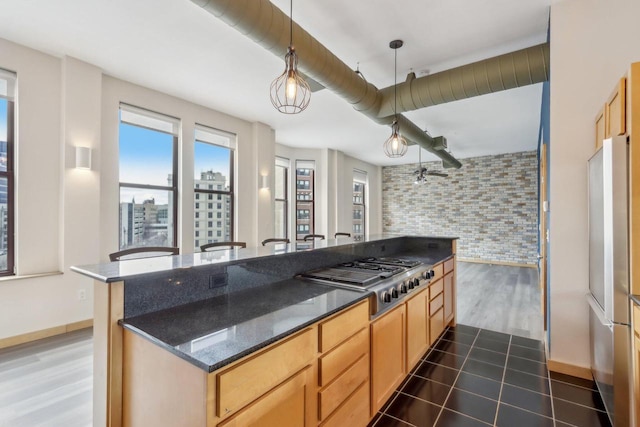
(430, 293), (444, 314)
(319, 354), (369, 421)
(217, 328), (315, 417)
(319, 327), (368, 387)
(429, 278), (443, 300)
(319, 300), (369, 352)
(634, 304), (640, 337)
(218, 367), (310, 427)
(431, 263), (444, 281)
(320, 380), (369, 427)
(444, 258), (454, 274)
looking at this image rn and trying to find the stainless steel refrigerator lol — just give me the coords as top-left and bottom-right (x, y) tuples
(587, 136), (632, 426)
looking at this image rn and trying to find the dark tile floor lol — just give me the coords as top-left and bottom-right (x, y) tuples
(369, 325), (612, 427)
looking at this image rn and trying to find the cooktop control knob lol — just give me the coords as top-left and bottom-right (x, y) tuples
(391, 288), (399, 298)
(408, 280), (415, 290)
(414, 278), (421, 287)
(400, 283), (408, 293)
(383, 292), (391, 303)
(430, 269), (435, 277)
(423, 271), (431, 279)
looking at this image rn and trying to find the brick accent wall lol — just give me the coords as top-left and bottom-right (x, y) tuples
(382, 151), (539, 265)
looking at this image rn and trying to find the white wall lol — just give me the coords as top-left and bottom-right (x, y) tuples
(0, 37), (382, 340)
(100, 76), (272, 253)
(275, 144), (382, 240)
(0, 40), (100, 339)
(549, 0), (640, 367)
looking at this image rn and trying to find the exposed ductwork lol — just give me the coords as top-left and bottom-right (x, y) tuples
(376, 43), (550, 118)
(190, 0), (549, 169)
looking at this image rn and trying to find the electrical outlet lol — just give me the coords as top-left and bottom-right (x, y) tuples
(78, 289), (86, 301)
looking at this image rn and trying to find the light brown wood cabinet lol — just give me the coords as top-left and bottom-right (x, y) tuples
(218, 367), (313, 427)
(370, 304), (406, 416)
(121, 253), (459, 426)
(405, 287), (429, 370)
(317, 301), (370, 425)
(595, 78), (627, 150)
(633, 304), (640, 426)
(123, 300), (370, 427)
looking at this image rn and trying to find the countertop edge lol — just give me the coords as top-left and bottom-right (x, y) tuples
(121, 291), (372, 373)
(72, 235), (459, 283)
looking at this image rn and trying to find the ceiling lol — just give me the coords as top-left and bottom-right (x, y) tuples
(0, 0), (551, 166)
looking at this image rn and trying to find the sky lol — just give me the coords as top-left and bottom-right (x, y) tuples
(119, 122), (231, 205)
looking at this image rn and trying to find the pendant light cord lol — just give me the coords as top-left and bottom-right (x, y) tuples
(393, 48), (397, 118)
(289, 0), (293, 46)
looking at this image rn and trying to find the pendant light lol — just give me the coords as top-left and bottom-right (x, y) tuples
(269, 0), (311, 114)
(383, 39), (408, 158)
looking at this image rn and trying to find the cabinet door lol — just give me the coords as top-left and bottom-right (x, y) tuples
(370, 304), (406, 416)
(429, 308), (445, 346)
(444, 272), (454, 324)
(218, 367), (312, 427)
(606, 78), (626, 138)
(635, 333), (640, 426)
(595, 105), (606, 150)
(406, 290), (428, 370)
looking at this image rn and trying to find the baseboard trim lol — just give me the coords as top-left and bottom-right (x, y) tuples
(457, 258), (537, 269)
(548, 359), (593, 380)
(0, 319), (93, 349)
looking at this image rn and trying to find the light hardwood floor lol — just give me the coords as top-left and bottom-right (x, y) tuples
(456, 261), (544, 340)
(0, 262), (541, 426)
(0, 328), (93, 427)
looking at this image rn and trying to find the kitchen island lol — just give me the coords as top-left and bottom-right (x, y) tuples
(72, 234), (457, 427)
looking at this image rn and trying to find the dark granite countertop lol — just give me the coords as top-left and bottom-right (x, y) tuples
(71, 234), (458, 283)
(631, 295), (640, 306)
(121, 279), (371, 372)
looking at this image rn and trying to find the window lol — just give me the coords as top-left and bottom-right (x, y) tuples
(0, 69), (15, 276)
(275, 157), (288, 239)
(193, 125), (235, 251)
(118, 104), (178, 250)
(353, 170), (367, 240)
(295, 161), (314, 241)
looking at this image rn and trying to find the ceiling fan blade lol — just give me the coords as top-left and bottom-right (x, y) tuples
(426, 171), (448, 177)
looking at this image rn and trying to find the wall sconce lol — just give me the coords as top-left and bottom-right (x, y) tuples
(259, 174), (269, 190)
(75, 146), (92, 170)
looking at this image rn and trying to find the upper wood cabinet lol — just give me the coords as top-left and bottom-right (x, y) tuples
(607, 78), (627, 139)
(595, 105), (606, 150)
(595, 78), (627, 150)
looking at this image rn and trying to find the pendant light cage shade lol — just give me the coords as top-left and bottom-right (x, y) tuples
(383, 120), (408, 158)
(384, 39), (407, 158)
(270, 47), (311, 114)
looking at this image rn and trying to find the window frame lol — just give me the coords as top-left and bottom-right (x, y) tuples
(353, 175), (366, 240)
(275, 160), (288, 240)
(118, 107), (179, 249)
(193, 132), (235, 249)
(0, 96), (15, 276)
(295, 162), (315, 241)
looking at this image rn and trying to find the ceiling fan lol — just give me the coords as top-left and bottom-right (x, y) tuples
(413, 147), (448, 185)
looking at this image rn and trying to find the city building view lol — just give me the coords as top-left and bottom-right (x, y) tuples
(194, 170), (232, 250)
(353, 181), (365, 240)
(295, 165), (314, 241)
(119, 195), (171, 249)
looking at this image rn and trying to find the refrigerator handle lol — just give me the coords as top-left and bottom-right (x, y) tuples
(587, 293), (613, 328)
